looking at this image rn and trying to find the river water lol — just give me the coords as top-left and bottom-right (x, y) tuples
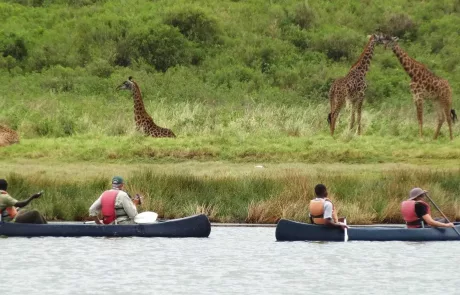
(0, 227), (457, 295)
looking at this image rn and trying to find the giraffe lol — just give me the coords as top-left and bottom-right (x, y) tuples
(380, 35), (456, 140)
(0, 124), (19, 147)
(328, 34), (384, 136)
(116, 77), (176, 138)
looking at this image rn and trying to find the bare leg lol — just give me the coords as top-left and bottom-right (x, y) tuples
(15, 210), (47, 224)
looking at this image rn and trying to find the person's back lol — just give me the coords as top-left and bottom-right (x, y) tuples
(309, 184), (347, 229)
(89, 176), (139, 225)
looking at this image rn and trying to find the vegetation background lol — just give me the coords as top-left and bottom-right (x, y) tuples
(1, 0), (460, 223)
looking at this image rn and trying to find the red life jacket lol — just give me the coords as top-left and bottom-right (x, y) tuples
(401, 200), (431, 228)
(101, 190), (119, 225)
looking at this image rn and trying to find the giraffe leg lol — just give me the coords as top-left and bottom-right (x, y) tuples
(433, 107), (445, 140)
(356, 95), (365, 135)
(349, 104), (356, 131)
(443, 106), (453, 140)
(330, 99), (345, 136)
(414, 97), (424, 138)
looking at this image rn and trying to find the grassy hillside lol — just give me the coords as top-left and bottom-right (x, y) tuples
(1, 0), (460, 143)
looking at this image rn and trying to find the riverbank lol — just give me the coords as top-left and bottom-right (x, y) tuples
(2, 160), (459, 224)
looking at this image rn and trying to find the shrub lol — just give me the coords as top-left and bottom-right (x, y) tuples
(309, 28), (362, 61)
(164, 9), (220, 44)
(292, 2), (315, 30)
(132, 24), (192, 72)
(0, 33), (28, 61)
(87, 58), (114, 78)
(381, 13), (417, 40)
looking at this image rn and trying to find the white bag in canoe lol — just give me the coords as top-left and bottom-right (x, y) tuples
(134, 211), (158, 224)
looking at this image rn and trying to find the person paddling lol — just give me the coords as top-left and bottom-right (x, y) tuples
(309, 184), (348, 229)
(401, 187), (454, 229)
(89, 176), (141, 225)
(0, 179), (47, 224)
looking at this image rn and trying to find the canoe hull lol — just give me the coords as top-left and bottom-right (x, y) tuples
(276, 219), (460, 242)
(0, 214), (211, 238)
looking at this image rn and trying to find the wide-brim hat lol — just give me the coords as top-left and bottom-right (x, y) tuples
(409, 187), (427, 200)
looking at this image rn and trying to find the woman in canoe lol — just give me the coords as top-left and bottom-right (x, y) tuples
(88, 176), (141, 225)
(401, 187), (454, 228)
(0, 179), (47, 224)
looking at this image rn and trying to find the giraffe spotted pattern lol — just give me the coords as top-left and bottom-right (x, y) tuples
(116, 77), (176, 138)
(328, 34), (384, 136)
(0, 125), (19, 147)
(380, 35), (456, 140)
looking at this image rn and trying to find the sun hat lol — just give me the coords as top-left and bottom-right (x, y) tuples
(409, 187), (427, 200)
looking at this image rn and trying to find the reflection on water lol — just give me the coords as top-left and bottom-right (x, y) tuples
(0, 227), (457, 295)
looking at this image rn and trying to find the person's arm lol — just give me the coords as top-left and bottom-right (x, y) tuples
(14, 191), (43, 208)
(120, 193), (138, 219)
(323, 201), (348, 229)
(422, 214), (454, 228)
(89, 196), (103, 224)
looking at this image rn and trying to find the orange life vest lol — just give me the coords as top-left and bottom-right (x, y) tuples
(0, 190), (18, 222)
(309, 198), (335, 225)
(401, 200), (431, 228)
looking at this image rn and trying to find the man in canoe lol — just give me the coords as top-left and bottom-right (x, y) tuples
(401, 187), (454, 228)
(89, 176), (141, 225)
(0, 179), (47, 224)
(309, 184), (348, 229)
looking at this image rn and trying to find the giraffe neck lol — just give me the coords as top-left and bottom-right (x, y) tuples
(348, 36), (376, 77)
(131, 81), (149, 115)
(391, 43), (426, 80)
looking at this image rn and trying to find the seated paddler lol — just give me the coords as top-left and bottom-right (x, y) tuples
(89, 176), (141, 225)
(309, 184), (348, 229)
(401, 187), (454, 229)
(0, 178), (47, 224)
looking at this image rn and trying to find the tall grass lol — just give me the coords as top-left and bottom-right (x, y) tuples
(4, 168), (460, 224)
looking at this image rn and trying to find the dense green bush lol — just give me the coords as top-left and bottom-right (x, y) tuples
(164, 8), (221, 45)
(309, 27), (363, 61)
(0, 33), (28, 61)
(382, 13), (418, 40)
(132, 24), (193, 72)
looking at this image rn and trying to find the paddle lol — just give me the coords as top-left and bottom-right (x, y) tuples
(425, 193), (460, 238)
(343, 218), (349, 242)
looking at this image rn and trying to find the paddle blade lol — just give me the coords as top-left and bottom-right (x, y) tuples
(134, 211), (158, 224)
(344, 218), (349, 242)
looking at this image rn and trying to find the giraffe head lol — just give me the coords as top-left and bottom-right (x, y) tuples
(367, 33), (386, 45)
(378, 34), (399, 49)
(116, 76), (135, 91)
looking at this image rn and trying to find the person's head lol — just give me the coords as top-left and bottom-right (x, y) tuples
(0, 179), (7, 191)
(111, 176), (125, 189)
(314, 184), (328, 198)
(409, 187), (427, 201)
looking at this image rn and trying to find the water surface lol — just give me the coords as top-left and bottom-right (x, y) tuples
(0, 227), (457, 295)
